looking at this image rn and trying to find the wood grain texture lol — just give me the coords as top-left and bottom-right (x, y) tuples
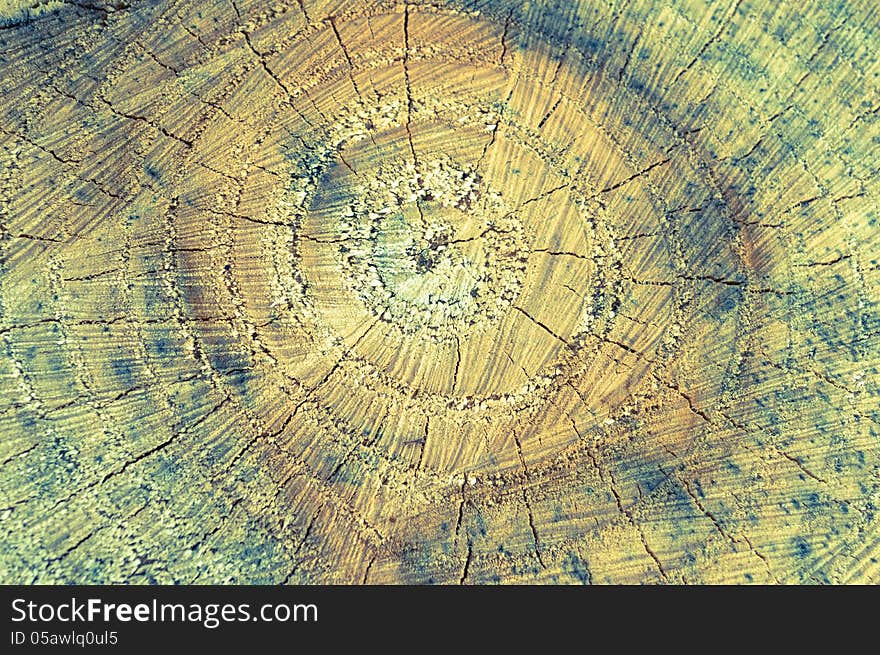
(0, 0), (878, 584)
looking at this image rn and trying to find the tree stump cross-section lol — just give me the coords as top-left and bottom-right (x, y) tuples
(0, 0), (878, 584)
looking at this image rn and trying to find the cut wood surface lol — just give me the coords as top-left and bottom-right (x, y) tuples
(0, 0), (878, 583)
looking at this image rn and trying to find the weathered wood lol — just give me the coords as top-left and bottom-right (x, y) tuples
(0, 0), (878, 584)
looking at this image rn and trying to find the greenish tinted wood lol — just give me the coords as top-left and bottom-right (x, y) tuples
(0, 0), (877, 584)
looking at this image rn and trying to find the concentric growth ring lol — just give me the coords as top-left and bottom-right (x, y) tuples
(199, 6), (744, 475)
